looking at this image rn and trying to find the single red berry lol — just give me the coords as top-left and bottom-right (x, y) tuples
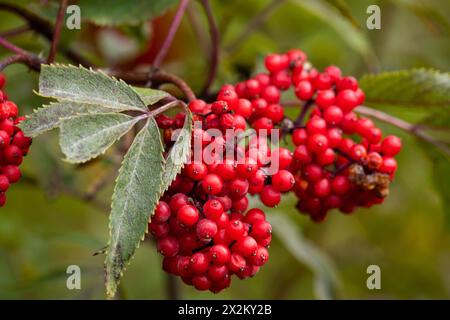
(324, 65), (342, 82)
(307, 133), (329, 154)
(177, 204), (200, 227)
(3, 145), (23, 165)
(233, 236), (258, 257)
(303, 164), (323, 182)
(169, 193), (190, 213)
(211, 100), (229, 114)
(259, 185), (281, 207)
(0, 130), (10, 148)
(232, 196), (249, 213)
(153, 201), (171, 223)
(197, 219), (218, 240)
(316, 90), (335, 109)
(323, 105), (343, 125)
(316, 148), (335, 166)
(306, 116), (327, 135)
(157, 236), (179, 257)
(148, 222), (170, 238)
(235, 99), (253, 118)
(381, 135), (402, 156)
(250, 220), (272, 239)
(292, 128), (308, 146)
(314, 73), (333, 90)
(260, 85), (280, 104)
(226, 219), (246, 241)
(244, 208), (266, 225)
(229, 178), (249, 199)
(248, 169), (266, 194)
(209, 244), (231, 265)
(336, 89), (359, 113)
(331, 176), (350, 195)
(189, 253), (210, 275)
(264, 53), (289, 73)
(185, 162), (207, 181)
(380, 157), (397, 175)
(249, 246), (269, 266)
(313, 178), (331, 198)
(192, 276), (211, 291)
(293, 144), (312, 164)
(188, 99), (207, 113)
(272, 170), (295, 192)
(207, 265), (229, 282)
(0, 174), (9, 192)
(271, 70), (291, 90)
(350, 144), (367, 161)
(217, 89), (238, 110)
(228, 253), (246, 273)
(295, 80), (314, 100)
(203, 199), (224, 221)
(366, 152), (383, 170)
(202, 174), (223, 195)
(336, 76), (358, 91)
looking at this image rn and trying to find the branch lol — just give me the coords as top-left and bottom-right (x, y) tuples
(151, 0), (190, 71)
(199, 0), (219, 96)
(224, 0), (286, 54)
(355, 106), (450, 156)
(110, 69), (196, 102)
(0, 54), (42, 71)
(0, 35), (29, 55)
(0, 2), (92, 66)
(0, 25), (30, 38)
(166, 274), (180, 300)
(47, 0), (68, 63)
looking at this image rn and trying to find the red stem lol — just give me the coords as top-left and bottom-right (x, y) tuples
(47, 0), (68, 63)
(199, 0), (219, 96)
(0, 36), (29, 56)
(152, 0), (190, 70)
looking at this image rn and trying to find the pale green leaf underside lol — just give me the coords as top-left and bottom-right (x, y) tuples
(269, 213), (340, 300)
(18, 102), (113, 138)
(360, 69), (450, 108)
(39, 64), (147, 111)
(59, 113), (139, 163)
(105, 118), (164, 299)
(132, 86), (170, 106)
(78, 0), (178, 26)
(161, 109), (193, 194)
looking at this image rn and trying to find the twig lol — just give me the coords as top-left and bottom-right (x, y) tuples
(0, 54), (42, 71)
(199, 0), (219, 96)
(0, 25), (30, 38)
(295, 100), (314, 125)
(166, 274), (180, 300)
(355, 105), (450, 156)
(151, 0), (190, 71)
(0, 35), (29, 55)
(47, 0), (68, 63)
(224, 0), (286, 54)
(0, 2), (92, 66)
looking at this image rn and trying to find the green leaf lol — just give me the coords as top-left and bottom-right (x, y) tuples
(360, 69), (450, 109)
(161, 109), (192, 194)
(323, 0), (361, 29)
(39, 64), (147, 111)
(78, 0), (179, 26)
(132, 86), (170, 106)
(59, 113), (139, 163)
(419, 143), (450, 222)
(269, 213), (340, 300)
(18, 102), (113, 138)
(105, 118), (164, 299)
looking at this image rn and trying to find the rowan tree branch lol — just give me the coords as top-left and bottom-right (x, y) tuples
(199, 0), (219, 96)
(151, 0), (190, 71)
(47, 0), (68, 63)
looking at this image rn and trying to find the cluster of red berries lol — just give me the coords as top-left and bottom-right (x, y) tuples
(150, 49), (401, 292)
(151, 79), (298, 291)
(149, 197), (271, 292)
(0, 73), (31, 207)
(254, 50), (402, 221)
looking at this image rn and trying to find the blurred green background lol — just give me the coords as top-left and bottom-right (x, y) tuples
(0, 0), (449, 299)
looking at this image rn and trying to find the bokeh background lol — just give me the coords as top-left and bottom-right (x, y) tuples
(0, 0), (449, 299)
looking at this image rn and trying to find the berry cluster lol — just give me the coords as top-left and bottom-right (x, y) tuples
(254, 50), (402, 221)
(151, 79), (298, 292)
(150, 48), (401, 292)
(0, 73), (31, 207)
(149, 198), (271, 292)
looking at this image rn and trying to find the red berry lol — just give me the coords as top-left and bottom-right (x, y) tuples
(209, 244), (231, 265)
(381, 135), (402, 156)
(153, 201), (171, 223)
(226, 219), (246, 241)
(202, 174), (223, 195)
(233, 236), (258, 257)
(250, 220), (272, 239)
(177, 205), (200, 227)
(264, 53), (289, 73)
(331, 176), (350, 195)
(0, 130), (10, 148)
(295, 80), (314, 100)
(272, 170), (295, 192)
(323, 105), (343, 125)
(196, 219), (218, 240)
(307, 134), (328, 154)
(188, 99), (206, 113)
(185, 162), (207, 181)
(169, 193), (190, 213)
(1, 165), (20, 183)
(259, 185), (281, 207)
(336, 89), (359, 112)
(157, 236), (179, 257)
(235, 99), (253, 118)
(316, 90), (335, 109)
(260, 85), (280, 104)
(0, 175), (9, 192)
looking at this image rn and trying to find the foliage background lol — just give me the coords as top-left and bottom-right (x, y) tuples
(0, 0), (449, 299)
